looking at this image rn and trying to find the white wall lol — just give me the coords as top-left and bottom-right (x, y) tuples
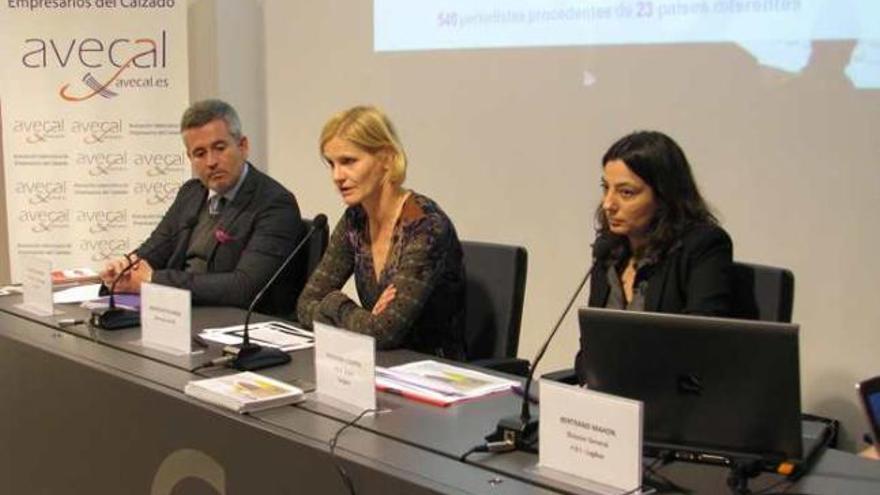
(260, 1), (880, 450)
(187, 0), (267, 169)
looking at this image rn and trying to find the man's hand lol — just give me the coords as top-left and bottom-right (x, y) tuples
(113, 258), (153, 293)
(100, 254), (137, 286)
(101, 255), (153, 293)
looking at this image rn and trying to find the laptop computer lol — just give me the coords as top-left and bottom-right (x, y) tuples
(857, 375), (880, 450)
(577, 307), (802, 465)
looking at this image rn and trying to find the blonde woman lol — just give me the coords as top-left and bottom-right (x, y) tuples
(296, 106), (465, 360)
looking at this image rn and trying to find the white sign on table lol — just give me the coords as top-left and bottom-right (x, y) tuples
(538, 379), (643, 494)
(314, 321), (376, 413)
(140, 282), (191, 355)
(17, 256), (54, 316)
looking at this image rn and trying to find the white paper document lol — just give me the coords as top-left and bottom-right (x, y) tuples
(53, 283), (103, 304)
(375, 360), (516, 406)
(199, 321), (314, 352)
(0, 286), (23, 297)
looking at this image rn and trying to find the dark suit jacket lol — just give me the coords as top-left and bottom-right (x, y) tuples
(576, 224), (734, 383)
(138, 165), (304, 315)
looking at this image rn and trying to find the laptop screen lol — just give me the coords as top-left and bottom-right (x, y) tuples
(578, 307), (802, 462)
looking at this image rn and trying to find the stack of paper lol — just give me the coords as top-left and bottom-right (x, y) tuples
(184, 372), (304, 413)
(376, 360), (517, 407)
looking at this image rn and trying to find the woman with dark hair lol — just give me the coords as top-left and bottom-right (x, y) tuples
(576, 130), (733, 382)
(590, 130), (732, 313)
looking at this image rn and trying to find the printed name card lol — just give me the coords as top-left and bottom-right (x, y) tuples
(18, 256), (54, 316)
(538, 379), (643, 493)
(314, 322), (376, 412)
(140, 282), (191, 355)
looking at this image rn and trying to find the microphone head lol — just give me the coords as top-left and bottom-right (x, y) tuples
(591, 234), (615, 261)
(311, 214), (328, 229)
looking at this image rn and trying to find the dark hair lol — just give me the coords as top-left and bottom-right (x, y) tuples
(180, 99), (242, 140)
(595, 130), (717, 259)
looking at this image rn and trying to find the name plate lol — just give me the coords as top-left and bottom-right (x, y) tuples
(539, 379), (643, 493)
(18, 256), (54, 316)
(314, 322), (376, 412)
(141, 282), (191, 355)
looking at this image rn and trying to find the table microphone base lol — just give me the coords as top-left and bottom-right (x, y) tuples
(90, 307), (140, 330)
(486, 414), (539, 453)
(228, 343), (291, 371)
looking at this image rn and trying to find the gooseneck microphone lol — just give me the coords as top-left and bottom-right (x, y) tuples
(91, 217), (198, 330)
(223, 214), (328, 371)
(486, 235), (613, 452)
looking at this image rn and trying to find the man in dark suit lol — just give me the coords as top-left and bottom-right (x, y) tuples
(100, 99), (304, 315)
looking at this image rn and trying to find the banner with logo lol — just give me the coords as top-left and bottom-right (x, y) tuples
(0, 1), (189, 282)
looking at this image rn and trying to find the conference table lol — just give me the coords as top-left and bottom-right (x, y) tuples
(1, 294), (878, 494)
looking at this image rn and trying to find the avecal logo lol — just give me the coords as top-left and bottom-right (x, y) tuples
(133, 180), (180, 205)
(80, 238), (131, 262)
(71, 119), (123, 144)
(18, 209), (70, 233)
(20, 30), (170, 102)
(135, 152), (186, 176)
(15, 181), (68, 204)
(76, 209), (128, 234)
(12, 119), (65, 144)
(76, 152), (127, 176)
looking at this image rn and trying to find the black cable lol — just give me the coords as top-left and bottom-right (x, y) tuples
(190, 354), (235, 373)
(459, 445), (485, 462)
(643, 467), (691, 494)
(328, 408), (377, 495)
(785, 415), (838, 483)
(618, 485), (647, 495)
(190, 362), (213, 373)
(643, 454), (665, 473)
(459, 439), (517, 462)
(643, 454), (692, 494)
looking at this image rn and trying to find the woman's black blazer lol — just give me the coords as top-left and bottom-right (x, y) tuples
(576, 224), (734, 384)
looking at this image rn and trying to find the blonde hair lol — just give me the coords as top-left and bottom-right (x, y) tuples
(320, 106), (407, 184)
